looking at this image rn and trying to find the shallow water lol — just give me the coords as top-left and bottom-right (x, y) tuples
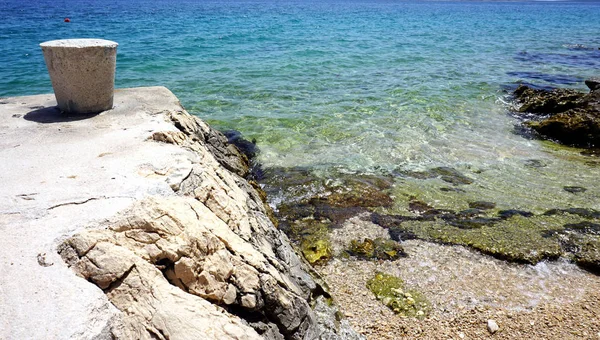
(2, 0), (600, 212)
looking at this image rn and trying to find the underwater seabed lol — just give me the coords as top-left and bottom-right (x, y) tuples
(257, 108), (600, 276)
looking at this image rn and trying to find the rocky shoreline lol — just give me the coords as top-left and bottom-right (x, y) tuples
(3, 81), (600, 339)
(259, 166), (600, 275)
(257, 166), (600, 338)
(247, 76), (600, 337)
(0, 87), (361, 340)
(511, 77), (600, 148)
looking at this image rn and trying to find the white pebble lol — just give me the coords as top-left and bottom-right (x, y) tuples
(487, 319), (499, 334)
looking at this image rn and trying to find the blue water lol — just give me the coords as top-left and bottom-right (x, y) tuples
(2, 0), (600, 211)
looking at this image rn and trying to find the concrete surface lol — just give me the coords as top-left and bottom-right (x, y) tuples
(0, 87), (196, 339)
(40, 39), (118, 114)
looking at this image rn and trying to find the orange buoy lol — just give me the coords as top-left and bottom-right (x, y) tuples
(64, 18), (70, 22)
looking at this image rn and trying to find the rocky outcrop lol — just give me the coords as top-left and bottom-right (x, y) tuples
(48, 92), (360, 339)
(511, 78), (600, 147)
(260, 168), (396, 266)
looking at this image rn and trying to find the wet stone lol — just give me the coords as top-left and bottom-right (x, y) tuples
(513, 84), (584, 114)
(347, 238), (406, 260)
(468, 201), (496, 210)
(564, 186), (587, 194)
(498, 210), (534, 219)
(574, 240), (600, 275)
(397, 167), (474, 185)
(563, 221), (600, 235)
(585, 77), (600, 92)
(408, 199), (434, 214)
(223, 130), (258, 160)
(544, 208), (600, 219)
(366, 272), (429, 319)
(512, 83), (600, 147)
(524, 159), (548, 168)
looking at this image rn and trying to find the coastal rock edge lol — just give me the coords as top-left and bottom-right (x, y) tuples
(0, 87), (361, 340)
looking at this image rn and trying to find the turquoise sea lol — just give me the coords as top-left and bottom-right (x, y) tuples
(2, 0), (600, 212)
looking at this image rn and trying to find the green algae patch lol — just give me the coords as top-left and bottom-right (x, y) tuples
(372, 209), (600, 267)
(348, 238), (406, 260)
(386, 178), (473, 215)
(301, 236), (332, 265)
(426, 215), (564, 264)
(287, 219), (333, 265)
(367, 273), (429, 319)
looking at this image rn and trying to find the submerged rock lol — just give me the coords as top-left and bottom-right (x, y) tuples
(347, 238), (406, 260)
(523, 159), (548, 168)
(497, 209), (534, 219)
(398, 166), (474, 185)
(261, 168), (396, 266)
(302, 237), (333, 265)
(544, 208), (600, 219)
(369, 206), (600, 266)
(408, 198), (435, 214)
(563, 221), (600, 235)
(564, 186), (587, 194)
(468, 201), (496, 210)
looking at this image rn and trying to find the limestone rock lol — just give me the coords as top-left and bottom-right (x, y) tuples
(57, 103), (360, 339)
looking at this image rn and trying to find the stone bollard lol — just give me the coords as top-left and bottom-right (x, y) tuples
(40, 39), (118, 114)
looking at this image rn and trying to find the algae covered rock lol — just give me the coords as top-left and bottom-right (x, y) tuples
(371, 203), (600, 272)
(512, 82), (600, 147)
(301, 235), (333, 265)
(262, 168), (396, 266)
(397, 166), (474, 186)
(348, 238), (406, 260)
(526, 107), (600, 147)
(513, 84), (583, 114)
(285, 219), (334, 265)
(366, 272), (429, 319)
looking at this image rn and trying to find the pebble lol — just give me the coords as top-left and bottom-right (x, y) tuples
(487, 319), (499, 334)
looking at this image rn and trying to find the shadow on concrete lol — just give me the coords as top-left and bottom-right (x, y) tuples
(24, 106), (99, 123)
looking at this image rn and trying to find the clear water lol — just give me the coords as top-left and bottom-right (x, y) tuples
(2, 0), (600, 211)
